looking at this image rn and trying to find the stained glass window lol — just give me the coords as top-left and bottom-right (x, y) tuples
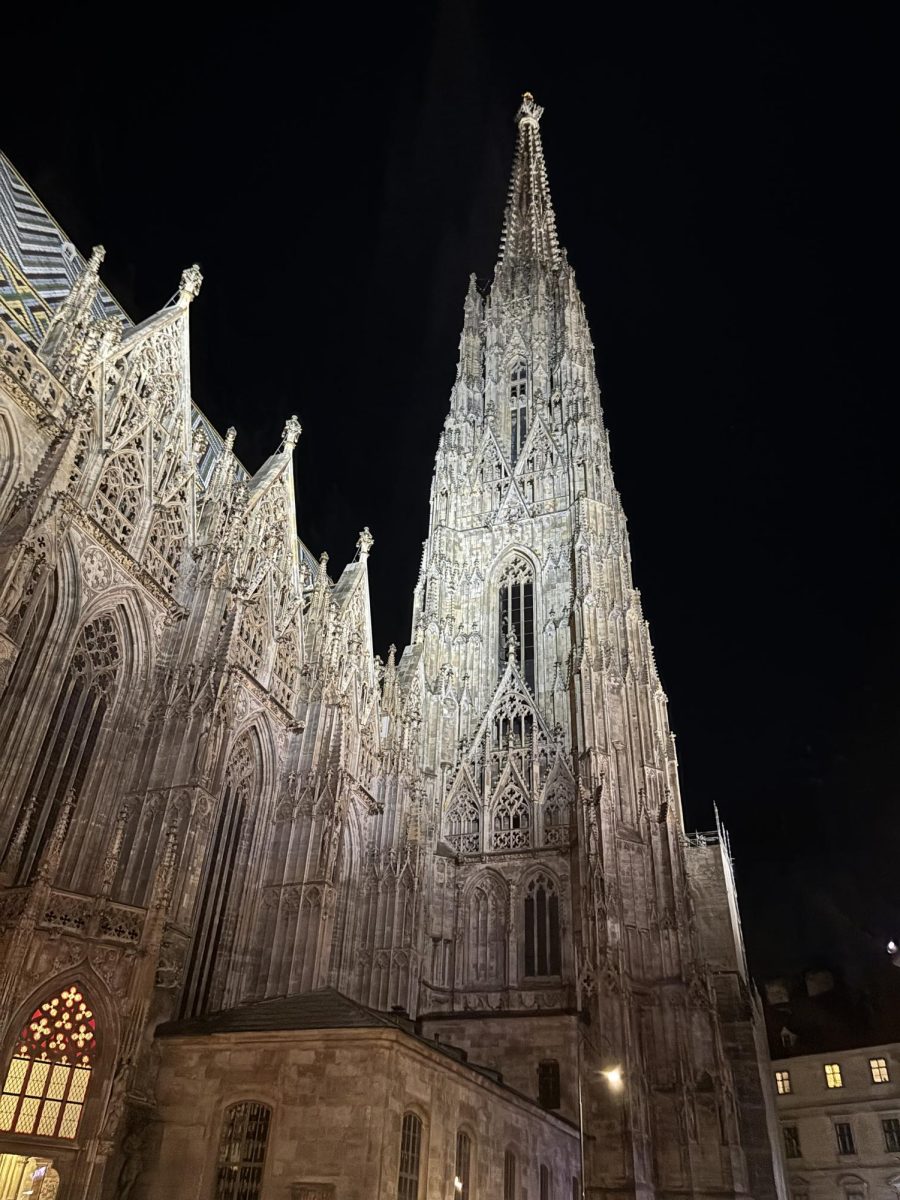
(0, 984), (96, 1139)
(215, 1101), (271, 1200)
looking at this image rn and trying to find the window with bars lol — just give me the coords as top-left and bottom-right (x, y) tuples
(504, 1150), (517, 1200)
(540, 1163), (551, 1200)
(454, 1130), (472, 1200)
(214, 1101), (271, 1200)
(835, 1121), (856, 1155)
(497, 556), (534, 689)
(0, 984), (96, 1140)
(397, 1112), (423, 1200)
(883, 1117), (900, 1152)
(509, 360), (528, 464)
(524, 874), (561, 977)
(824, 1063), (843, 1089)
(870, 1057), (890, 1083)
(538, 1059), (561, 1110)
(775, 1070), (791, 1094)
(783, 1125), (801, 1158)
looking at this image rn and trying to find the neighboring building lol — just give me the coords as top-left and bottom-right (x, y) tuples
(771, 1044), (900, 1200)
(0, 95), (785, 1198)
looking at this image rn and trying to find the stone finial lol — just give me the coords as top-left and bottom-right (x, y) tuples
(86, 245), (106, 273)
(178, 264), (203, 305)
(516, 91), (544, 125)
(318, 550), (329, 567)
(224, 426), (237, 452)
(357, 527), (374, 559)
(282, 414), (302, 448)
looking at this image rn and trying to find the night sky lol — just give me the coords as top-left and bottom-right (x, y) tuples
(5, 4), (895, 987)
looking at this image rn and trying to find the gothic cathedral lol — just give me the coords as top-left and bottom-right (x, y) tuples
(0, 96), (784, 1199)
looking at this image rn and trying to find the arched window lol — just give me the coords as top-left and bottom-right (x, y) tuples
(445, 790), (480, 855)
(467, 878), (507, 985)
(540, 1163), (551, 1200)
(144, 500), (187, 594)
(181, 731), (260, 1017)
(543, 791), (570, 847)
(93, 444), (144, 545)
(524, 874), (561, 977)
(497, 555), (534, 689)
(4, 613), (120, 882)
(538, 1059), (561, 1109)
(397, 1111), (423, 1200)
(492, 786), (531, 850)
(215, 1101), (271, 1200)
(0, 984), (96, 1139)
(509, 360), (527, 464)
(454, 1130), (472, 1200)
(504, 1150), (517, 1200)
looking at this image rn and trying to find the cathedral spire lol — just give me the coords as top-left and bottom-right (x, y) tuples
(497, 93), (561, 271)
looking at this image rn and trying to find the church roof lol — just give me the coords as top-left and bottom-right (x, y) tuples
(497, 93), (561, 271)
(156, 987), (411, 1038)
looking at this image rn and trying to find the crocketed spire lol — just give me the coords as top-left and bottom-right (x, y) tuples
(497, 93), (561, 270)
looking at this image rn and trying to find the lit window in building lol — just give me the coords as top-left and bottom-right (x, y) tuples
(870, 1057), (890, 1084)
(538, 1059), (561, 1110)
(883, 1117), (900, 1153)
(835, 1121), (856, 1155)
(503, 1150), (517, 1200)
(0, 984), (96, 1139)
(783, 1124), (801, 1159)
(215, 1101), (271, 1200)
(775, 1070), (791, 1094)
(454, 1130), (471, 1200)
(509, 360), (528, 464)
(540, 1164), (551, 1200)
(524, 874), (561, 977)
(824, 1063), (843, 1088)
(397, 1112), (423, 1200)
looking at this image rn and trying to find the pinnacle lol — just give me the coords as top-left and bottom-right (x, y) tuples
(497, 92), (561, 271)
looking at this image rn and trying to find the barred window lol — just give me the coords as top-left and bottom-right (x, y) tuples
(870, 1057), (890, 1083)
(524, 874), (561, 977)
(504, 1150), (517, 1200)
(835, 1121), (855, 1155)
(883, 1117), (900, 1152)
(783, 1124), (801, 1159)
(454, 1130), (471, 1200)
(824, 1063), (843, 1089)
(215, 1101), (271, 1200)
(397, 1111), (423, 1200)
(0, 984), (96, 1139)
(775, 1070), (791, 1094)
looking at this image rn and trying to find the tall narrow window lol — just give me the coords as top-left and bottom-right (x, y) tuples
(6, 613), (120, 882)
(504, 1150), (517, 1200)
(540, 1164), (551, 1200)
(0, 984), (96, 1139)
(454, 1130), (471, 1200)
(524, 874), (561, 977)
(397, 1112), (423, 1200)
(835, 1121), (855, 1155)
(497, 555), (534, 689)
(824, 1063), (843, 1089)
(783, 1125), (801, 1159)
(538, 1059), (561, 1109)
(882, 1117), (900, 1152)
(215, 1101), (271, 1200)
(509, 360), (527, 464)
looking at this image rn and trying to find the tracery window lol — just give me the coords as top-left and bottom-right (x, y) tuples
(454, 1130), (472, 1200)
(446, 791), (480, 855)
(93, 444), (144, 544)
(144, 501), (187, 594)
(524, 874), (561, 977)
(509, 360), (527, 464)
(271, 627), (301, 712)
(543, 791), (570, 847)
(497, 555), (534, 689)
(396, 1111), (423, 1200)
(237, 597), (267, 678)
(8, 613), (120, 881)
(468, 879), (507, 985)
(214, 1101), (271, 1200)
(492, 785), (531, 850)
(0, 984), (96, 1139)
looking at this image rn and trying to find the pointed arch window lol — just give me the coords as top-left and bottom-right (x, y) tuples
(4, 613), (120, 882)
(509, 360), (528, 464)
(543, 790), (570, 847)
(454, 1130), (472, 1200)
(93, 443), (144, 544)
(215, 1101), (271, 1200)
(492, 786), (531, 850)
(446, 791), (480, 855)
(145, 499), (187, 594)
(524, 874), (561, 977)
(498, 555), (534, 689)
(467, 878), (507, 985)
(0, 984), (96, 1139)
(397, 1111), (423, 1200)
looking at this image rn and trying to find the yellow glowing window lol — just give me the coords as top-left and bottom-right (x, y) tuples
(0, 984), (96, 1140)
(775, 1070), (792, 1094)
(870, 1057), (890, 1084)
(824, 1063), (843, 1089)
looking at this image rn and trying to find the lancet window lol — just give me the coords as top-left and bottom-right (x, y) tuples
(0, 985), (97, 1140)
(543, 790), (570, 847)
(497, 555), (534, 689)
(93, 444), (144, 545)
(492, 785), (531, 850)
(524, 874), (561, 977)
(8, 613), (120, 881)
(445, 791), (480, 855)
(271, 626), (301, 712)
(236, 596), (267, 678)
(396, 1111), (423, 1200)
(467, 879), (507, 984)
(214, 1101), (271, 1200)
(509, 360), (528, 464)
(144, 500), (187, 594)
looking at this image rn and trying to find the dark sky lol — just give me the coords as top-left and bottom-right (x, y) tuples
(5, 3), (896, 985)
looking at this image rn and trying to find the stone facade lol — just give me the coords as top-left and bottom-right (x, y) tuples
(771, 1044), (900, 1200)
(0, 94), (784, 1199)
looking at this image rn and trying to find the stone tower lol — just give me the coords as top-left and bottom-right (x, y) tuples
(399, 93), (783, 1200)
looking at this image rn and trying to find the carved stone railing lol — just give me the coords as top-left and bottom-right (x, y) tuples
(0, 324), (67, 424)
(0, 886), (148, 944)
